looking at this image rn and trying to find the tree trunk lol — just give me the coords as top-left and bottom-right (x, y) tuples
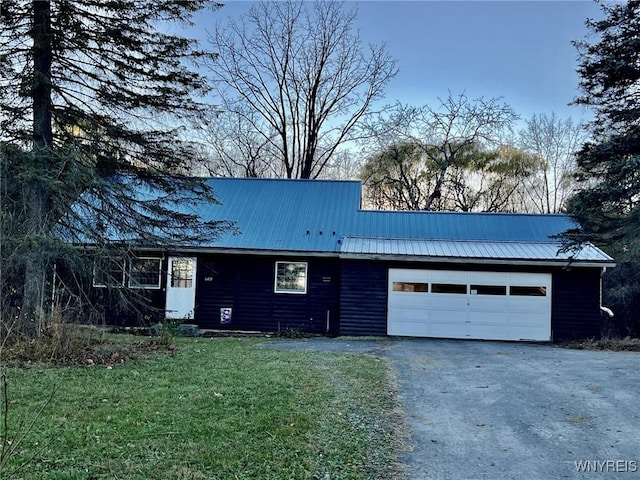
(21, 0), (54, 335)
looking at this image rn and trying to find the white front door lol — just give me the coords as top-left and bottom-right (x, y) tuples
(165, 256), (197, 320)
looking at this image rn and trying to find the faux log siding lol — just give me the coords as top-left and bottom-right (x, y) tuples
(339, 261), (605, 342)
(340, 261), (388, 336)
(195, 255), (340, 334)
(92, 254), (167, 326)
(552, 268), (603, 341)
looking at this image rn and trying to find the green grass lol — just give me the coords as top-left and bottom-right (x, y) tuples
(3, 337), (403, 480)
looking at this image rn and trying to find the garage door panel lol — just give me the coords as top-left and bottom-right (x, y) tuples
(387, 268), (551, 341)
(468, 296), (508, 312)
(429, 310), (468, 325)
(390, 308), (430, 323)
(388, 293), (429, 309)
(429, 322), (468, 338)
(469, 311), (509, 326)
(389, 268), (427, 283)
(388, 319), (430, 336)
(508, 297), (550, 313)
(430, 295), (467, 310)
(507, 325), (551, 341)
(468, 271), (508, 284)
(430, 270), (469, 283)
(469, 324), (510, 340)
(509, 311), (550, 327)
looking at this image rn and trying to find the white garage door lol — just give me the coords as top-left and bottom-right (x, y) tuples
(388, 269), (551, 341)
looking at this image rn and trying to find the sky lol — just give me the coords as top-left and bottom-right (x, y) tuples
(197, 0), (604, 124)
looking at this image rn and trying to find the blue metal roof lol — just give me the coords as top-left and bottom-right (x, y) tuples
(198, 177), (361, 252)
(340, 237), (614, 265)
(169, 178), (612, 264)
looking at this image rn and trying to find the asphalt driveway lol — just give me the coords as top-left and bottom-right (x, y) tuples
(385, 339), (640, 480)
(263, 337), (640, 480)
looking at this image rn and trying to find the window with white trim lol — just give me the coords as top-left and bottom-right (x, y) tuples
(93, 257), (126, 288)
(129, 257), (162, 289)
(274, 261), (307, 294)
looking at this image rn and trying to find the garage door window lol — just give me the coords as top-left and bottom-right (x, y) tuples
(431, 283), (467, 294)
(393, 282), (428, 292)
(471, 285), (506, 296)
(510, 286), (547, 296)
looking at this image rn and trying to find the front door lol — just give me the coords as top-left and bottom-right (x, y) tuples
(165, 256), (197, 320)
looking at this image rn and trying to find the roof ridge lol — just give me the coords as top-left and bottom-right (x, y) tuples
(205, 176), (361, 184)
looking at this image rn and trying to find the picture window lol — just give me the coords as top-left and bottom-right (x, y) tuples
(275, 262), (307, 294)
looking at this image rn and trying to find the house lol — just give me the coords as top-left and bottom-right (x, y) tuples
(93, 177), (614, 342)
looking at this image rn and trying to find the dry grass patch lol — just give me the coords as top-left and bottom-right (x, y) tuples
(561, 336), (640, 352)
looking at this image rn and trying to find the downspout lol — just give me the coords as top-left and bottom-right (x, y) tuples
(599, 267), (614, 318)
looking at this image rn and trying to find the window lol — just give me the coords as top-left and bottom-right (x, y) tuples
(93, 257), (125, 288)
(275, 262), (307, 294)
(431, 283), (467, 294)
(510, 286), (547, 297)
(129, 257), (162, 289)
(171, 259), (194, 288)
(393, 282), (428, 292)
(470, 284), (507, 296)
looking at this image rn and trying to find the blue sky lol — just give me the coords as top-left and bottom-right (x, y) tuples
(199, 0), (603, 122)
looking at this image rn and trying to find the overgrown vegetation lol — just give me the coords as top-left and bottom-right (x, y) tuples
(561, 336), (640, 352)
(2, 337), (404, 480)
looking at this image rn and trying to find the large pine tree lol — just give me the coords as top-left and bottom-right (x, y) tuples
(0, 1), (225, 333)
(569, 0), (640, 335)
(569, 0), (640, 248)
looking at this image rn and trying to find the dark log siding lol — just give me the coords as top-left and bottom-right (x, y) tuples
(195, 254), (340, 334)
(551, 268), (603, 341)
(91, 250), (605, 342)
(88, 253), (167, 326)
(340, 261), (388, 336)
(339, 260), (605, 342)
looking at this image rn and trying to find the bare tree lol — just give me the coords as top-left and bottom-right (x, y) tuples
(209, 0), (397, 179)
(361, 142), (434, 210)
(361, 93), (519, 210)
(518, 113), (585, 213)
(198, 109), (280, 178)
(361, 140), (536, 212)
(446, 144), (539, 212)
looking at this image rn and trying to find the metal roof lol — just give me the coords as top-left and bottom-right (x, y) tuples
(198, 177), (360, 252)
(119, 177), (612, 265)
(340, 236), (614, 266)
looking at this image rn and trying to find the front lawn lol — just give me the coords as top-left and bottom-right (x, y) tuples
(3, 337), (403, 479)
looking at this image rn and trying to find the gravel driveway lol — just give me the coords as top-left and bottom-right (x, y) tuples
(263, 337), (640, 480)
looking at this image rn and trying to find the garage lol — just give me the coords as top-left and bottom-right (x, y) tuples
(387, 268), (552, 341)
